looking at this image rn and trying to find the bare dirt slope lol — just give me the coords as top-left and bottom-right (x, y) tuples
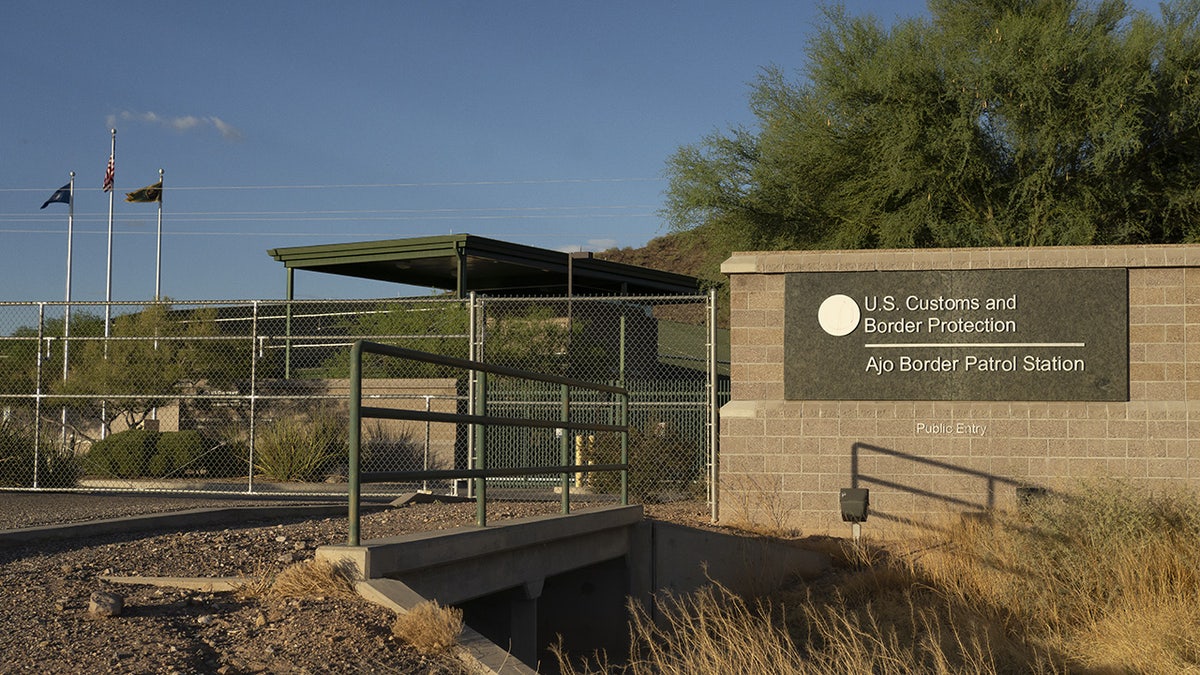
(0, 493), (712, 674)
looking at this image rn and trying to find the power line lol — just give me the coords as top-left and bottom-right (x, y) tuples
(0, 204), (657, 219)
(0, 177), (664, 193)
(0, 227), (640, 240)
(171, 178), (665, 190)
(0, 214), (659, 228)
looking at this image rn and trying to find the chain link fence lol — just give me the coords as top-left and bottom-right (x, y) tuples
(0, 294), (726, 505)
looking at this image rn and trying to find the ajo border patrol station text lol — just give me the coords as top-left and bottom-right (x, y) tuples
(784, 268), (1128, 402)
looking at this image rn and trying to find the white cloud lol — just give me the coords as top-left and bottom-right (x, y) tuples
(169, 115), (202, 131)
(107, 110), (243, 141)
(209, 117), (242, 140)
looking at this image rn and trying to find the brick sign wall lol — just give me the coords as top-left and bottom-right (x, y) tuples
(720, 246), (1200, 534)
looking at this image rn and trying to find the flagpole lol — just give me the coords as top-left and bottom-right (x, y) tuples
(102, 128), (115, 440)
(150, 168), (164, 425)
(104, 128), (115, 342)
(61, 172), (75, 452)
(155, 167), (163, 300)
(63, 172), (75, 381)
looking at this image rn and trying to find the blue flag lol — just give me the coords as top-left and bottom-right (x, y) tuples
(40, 183), (71, 209)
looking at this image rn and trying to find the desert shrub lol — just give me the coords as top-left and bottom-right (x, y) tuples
(253, 406), (346, 482)
(361, 421), (427, 473)
(205, 440), (249, 478)
(0, 419), (78, 488)
(146, 430), (242, 478)
(392, 600), (463, 655)
(83, 429), (238, 480)
(583, 419), (701, 499)
(723, 473), (799, 538)
(38, 448), (80, 488)
(146, 430), (205, 477)
(84, 429), (157, 478)
(0, 419), (39, 486)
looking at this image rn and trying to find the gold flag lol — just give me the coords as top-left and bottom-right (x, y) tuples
(125, 180), (162, 203)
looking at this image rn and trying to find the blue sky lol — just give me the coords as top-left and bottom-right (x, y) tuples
(0, 1), (1157, 302)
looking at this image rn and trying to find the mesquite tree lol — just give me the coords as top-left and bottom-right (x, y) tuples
(664, 0), (1200, 255)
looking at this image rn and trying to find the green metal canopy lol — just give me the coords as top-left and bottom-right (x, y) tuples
(267, 234), (701, 297)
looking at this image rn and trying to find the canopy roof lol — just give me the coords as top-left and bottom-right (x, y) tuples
(267, 234), (701, 296)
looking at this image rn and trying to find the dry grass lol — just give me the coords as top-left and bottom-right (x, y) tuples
(553, 585), (806, 675)
(912, 480), (1200, 673)
(557, 480), (1200, 674)
(724, 473), (802, 538)
(264, 558), (358, 600)
(392, 600), (464, 655)
(231, 558), (277, 600)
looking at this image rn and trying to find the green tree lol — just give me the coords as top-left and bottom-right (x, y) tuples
(51, 303), (245, 438)
(664, 0), (1200, 256)
(320, 299), (471, 378)
(0, 312), (106, 396)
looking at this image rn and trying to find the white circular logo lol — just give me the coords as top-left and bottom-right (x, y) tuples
(818, 294), (860, 336)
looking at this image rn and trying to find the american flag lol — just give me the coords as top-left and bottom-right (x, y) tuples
(102, 154), (114, 192)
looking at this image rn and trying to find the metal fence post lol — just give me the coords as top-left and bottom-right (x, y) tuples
(474, 370), (488, 527)
(248, 301), (259, 494)
(33, 304), (45, 489)
(466, 292), (478, 499)
(560, 383), (570, 514)
(620, 390), (629, 506)
(708, 288), (719, 522)
(348, 340), (363, 546)
(423, 395), (432, 493)
(284, 269), (293, 379)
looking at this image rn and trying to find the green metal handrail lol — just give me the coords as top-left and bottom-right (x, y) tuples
(347, 340), (629, 545)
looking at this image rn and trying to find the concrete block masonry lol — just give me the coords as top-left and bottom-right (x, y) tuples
(722, 244), (1200, 534)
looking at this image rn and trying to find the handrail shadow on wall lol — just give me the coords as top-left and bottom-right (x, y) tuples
(850, 442), (1050, 527)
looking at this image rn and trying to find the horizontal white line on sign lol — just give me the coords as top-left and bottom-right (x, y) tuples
(864, 342), (1086, 349)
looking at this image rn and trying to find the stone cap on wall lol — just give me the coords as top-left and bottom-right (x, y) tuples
(722, 244), (1200, 274)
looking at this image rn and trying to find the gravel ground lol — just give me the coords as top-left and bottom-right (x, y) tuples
(0, 492), (712, 674)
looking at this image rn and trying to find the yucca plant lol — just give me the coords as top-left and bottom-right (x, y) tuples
(253, 406), (346, 482)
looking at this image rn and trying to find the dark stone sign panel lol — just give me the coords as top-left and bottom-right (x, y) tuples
(784, 268), (1129, 401)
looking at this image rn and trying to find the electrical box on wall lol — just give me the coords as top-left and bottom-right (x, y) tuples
(839, 488), (870, 523)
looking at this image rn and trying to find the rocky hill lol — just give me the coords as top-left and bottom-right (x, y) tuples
(594, 230), (720, 283)
(595, 230), (731, 326)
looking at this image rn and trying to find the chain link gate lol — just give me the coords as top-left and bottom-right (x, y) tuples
(470, 293), (725, 508)
(0, 293), (726, 511)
